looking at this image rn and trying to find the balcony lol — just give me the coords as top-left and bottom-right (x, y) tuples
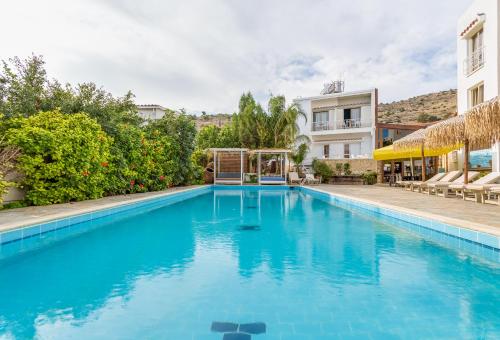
(464, 47), (484, 76)
(312, 119), (370, 131)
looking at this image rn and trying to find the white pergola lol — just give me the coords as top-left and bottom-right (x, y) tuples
(210, 148), (248, 185)
(253, 149), (290, 185)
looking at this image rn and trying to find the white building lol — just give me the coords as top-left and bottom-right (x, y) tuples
(137, 104), (167, 121)
(457, 0), (500, 171)
(294, 88), (378, 166)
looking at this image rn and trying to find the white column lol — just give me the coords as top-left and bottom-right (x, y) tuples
(493, 141), (500, 172)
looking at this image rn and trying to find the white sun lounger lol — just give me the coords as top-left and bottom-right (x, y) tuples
(427, 172), (480, 197)
(304, 173), (320, 185)
(401, 172), (446, 191)
(450, 172), (500, 202)
(485, 186), (500, 205)
(414, 170), (462, 193)
(289, 172), (303, 185)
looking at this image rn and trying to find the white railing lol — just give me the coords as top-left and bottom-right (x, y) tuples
(464, 47), (484, 76)
(312, 119), (370, 131)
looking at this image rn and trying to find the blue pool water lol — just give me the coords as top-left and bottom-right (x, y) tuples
(0, 187), (499, 339)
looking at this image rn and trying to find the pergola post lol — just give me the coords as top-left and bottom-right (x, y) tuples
(240, 150), (244, 185)
(213, 150), (217, 185)
(285, 152), (288, 183)
(257, 152), (261, 185)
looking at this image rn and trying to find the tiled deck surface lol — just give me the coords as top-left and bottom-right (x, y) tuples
(0, 186), (204, 232)
(312, 184), (500, 236)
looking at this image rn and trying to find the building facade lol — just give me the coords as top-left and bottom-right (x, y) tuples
(137, 104), (167, 121)
(457, 0), (500, 171)
(295, 88), (378, 167)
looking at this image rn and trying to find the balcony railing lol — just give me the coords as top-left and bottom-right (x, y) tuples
(464, 47), (484, 76)
(312, 119), (370, 131)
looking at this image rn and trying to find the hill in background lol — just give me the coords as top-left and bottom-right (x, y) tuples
(192, 89), (458, 128)
(194, 112), (232, 129)
(378, 89), (457, 124)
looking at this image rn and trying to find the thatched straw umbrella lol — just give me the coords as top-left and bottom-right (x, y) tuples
(465, 97), (500, 150)
(425, 115), (471, 183)
(393, 129), (428, 180)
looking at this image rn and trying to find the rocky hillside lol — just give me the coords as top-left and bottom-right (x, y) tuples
(194, 113), (232, 130)
(378, 89), (457, 124)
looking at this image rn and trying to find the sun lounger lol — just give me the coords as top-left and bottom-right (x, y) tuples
(289, 172), (303, 185)
(450, 172), (500, 202)
(427, 171), (480, 197)
(304, 173), (320, 185)
(401, 172), (446, 191)
(486, 186), (500, 205)
(413, 171), (461, 193)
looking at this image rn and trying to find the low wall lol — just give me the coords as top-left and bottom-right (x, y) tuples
(1, 170), (25, 204)
(322, 159), (378, 175)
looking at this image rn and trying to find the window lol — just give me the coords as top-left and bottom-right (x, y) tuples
(313, 111), (329, 131)
(323, 144), (330, 159)
(343, 144), (350, 159)
(469, 83), (484, 108)
(465, 29), (484, 75)
(471, 29), (483, 55)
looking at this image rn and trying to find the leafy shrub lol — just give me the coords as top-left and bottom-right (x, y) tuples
(362, 171), (378, 185)
(343, 163), (352, 175)
(312, 159), (334, 181)
(335, 163), (342, 174)
(417, 113), (439, 123)
(7, 111), (113, 205)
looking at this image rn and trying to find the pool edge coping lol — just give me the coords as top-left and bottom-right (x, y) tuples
(0, 185), (211, 233)
(301, 185), (500, 249)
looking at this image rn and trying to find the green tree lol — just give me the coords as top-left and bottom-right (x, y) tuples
(145, 110), (197, 185)
(290, 143), (309, 171)
(0, 55), (47, 117)
(195, 125), (221, 150)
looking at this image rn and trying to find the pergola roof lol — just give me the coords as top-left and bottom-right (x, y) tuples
(209, 148), (249, 152)
(251, 149), (291, 154)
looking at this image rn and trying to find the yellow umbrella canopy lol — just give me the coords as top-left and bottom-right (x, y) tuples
(393, 129), (427, 150)
(465, 97), (500, 148)
(373, 144), (458, 161)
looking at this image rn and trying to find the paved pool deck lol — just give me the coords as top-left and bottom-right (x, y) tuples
(0, 186), (204, 232)
(311, 184), (500, 237)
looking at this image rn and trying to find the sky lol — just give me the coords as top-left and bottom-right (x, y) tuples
(1, 0), (472, 114)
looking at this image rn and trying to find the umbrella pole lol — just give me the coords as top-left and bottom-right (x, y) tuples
(421, 145), (426, 181)
(464, 139), (469, 184)
(410, 157), (414, 180)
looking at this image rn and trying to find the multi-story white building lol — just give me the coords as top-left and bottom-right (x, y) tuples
(457, 0), (500, 171)
(294, 87), (378, 167)
(137, 104), (167, 121)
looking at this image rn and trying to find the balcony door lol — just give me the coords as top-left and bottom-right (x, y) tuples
(343, 108), (361, 128)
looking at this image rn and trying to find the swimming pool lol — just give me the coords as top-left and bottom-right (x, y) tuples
(0, 186), (499, 339)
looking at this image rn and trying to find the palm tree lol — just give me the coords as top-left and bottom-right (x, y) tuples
(269, 95), (308, 148)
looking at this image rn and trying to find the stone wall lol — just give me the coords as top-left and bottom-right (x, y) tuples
(322, 159), (378, 175)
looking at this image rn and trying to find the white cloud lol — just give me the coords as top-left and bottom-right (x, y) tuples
(1, 0), (472, 113)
